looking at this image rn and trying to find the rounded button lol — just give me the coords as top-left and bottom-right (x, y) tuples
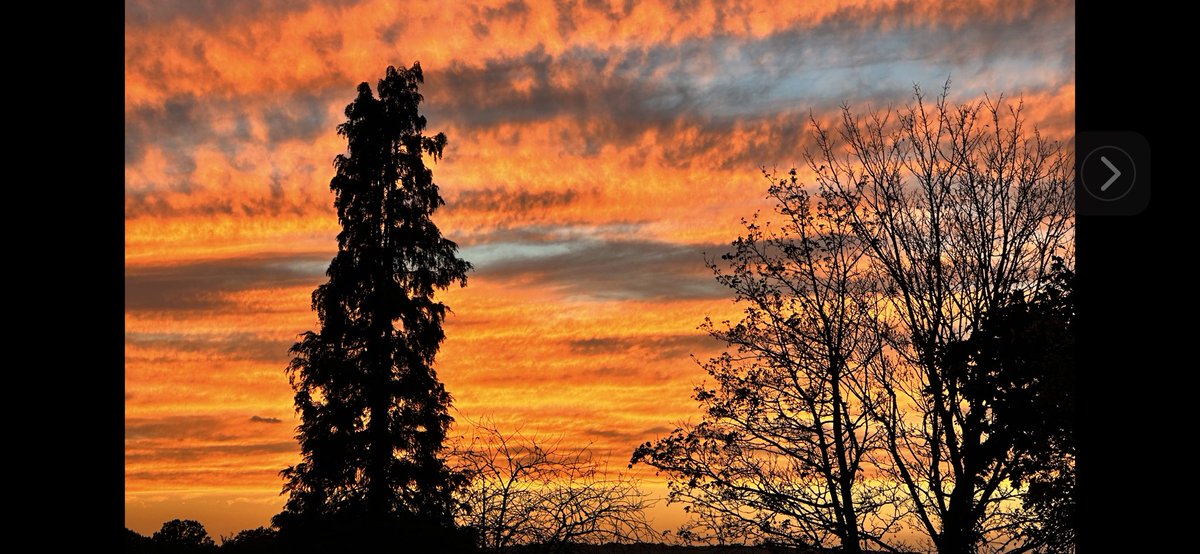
(1081, 146), (1136, 202)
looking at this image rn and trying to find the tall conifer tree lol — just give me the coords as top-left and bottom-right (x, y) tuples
(275, 63), (472, 548)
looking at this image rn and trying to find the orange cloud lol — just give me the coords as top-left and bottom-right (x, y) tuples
(125, 0), (1071, 107)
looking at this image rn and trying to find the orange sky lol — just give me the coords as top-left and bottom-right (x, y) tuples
(125, 0), (1075, 540)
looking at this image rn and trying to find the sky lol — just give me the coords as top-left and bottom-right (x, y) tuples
(125, 0), (1075, 540)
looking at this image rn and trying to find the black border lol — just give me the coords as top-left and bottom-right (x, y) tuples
(1076, 3), (1155, 551)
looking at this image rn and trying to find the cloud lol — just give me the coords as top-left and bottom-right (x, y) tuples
(469, 0), (532, 37)
(125, 253), (329, 312)
(124, 0), (365, 30)
(581, 424), (675, 446)
(260, 92), (337, 144)
(126, 416), (226, 441)
(126, 442), (297, 463)
(472, 238), (726, 300)
(448, 187), (583, 215)
(126, 414), (296, 470)
(124, 0), (1073, 225)
(569, 333), (719, 360)
(422, 5), (1073, 127)
(125, 88), (340, 168)
(125, 0), (1073, 106)
(125, 95), (207, 165)
(126, 331), (293, 363)
(126, 0), (1073, 134)
(126, 414), (290, 440)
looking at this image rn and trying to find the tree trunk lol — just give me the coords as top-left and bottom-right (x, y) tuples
(830, 374), (863, 554)
(937, 473), (976, 554)
(365, 313), (394, 520)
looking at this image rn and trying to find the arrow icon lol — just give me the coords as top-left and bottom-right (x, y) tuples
(1100, 156), (1121, 191)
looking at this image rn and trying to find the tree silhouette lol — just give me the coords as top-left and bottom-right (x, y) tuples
(942, 259), (1075, 552)
(634, 85), (1073, 553)
(219, 527), (279, 553)
(454, 418), (658, 552)
(151, 519), (217, 552)
(273, 62), (473, 550)
(632, 169), (903, 552)
(125, 527), (154, 553)
(820, 86), (1073, 553)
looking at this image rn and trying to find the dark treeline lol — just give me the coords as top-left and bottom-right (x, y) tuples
(124, 520), (903, 553)
(126, 521), (269, 553)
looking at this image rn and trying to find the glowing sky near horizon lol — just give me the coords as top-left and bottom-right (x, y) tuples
(125, 0), (1075, 539)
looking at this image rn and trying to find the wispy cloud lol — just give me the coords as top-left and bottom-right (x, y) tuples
(125, 254), (329, 311)
(250, 416), (283, 424)
(471, 238), (726, 300)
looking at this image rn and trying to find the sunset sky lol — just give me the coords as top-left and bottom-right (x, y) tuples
(125, 0), (1075, 540)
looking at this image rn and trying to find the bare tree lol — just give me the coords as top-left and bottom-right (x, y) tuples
(809, 84), (1074, 553)
(634, 83), (1073, 554)
(633, 167), (908, 552)
(454, 418), (659, 553)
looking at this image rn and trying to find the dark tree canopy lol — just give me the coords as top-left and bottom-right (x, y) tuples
(274, 62), (473, 550)
(219, 527), (280, 554)
(151, 519), (217, 552)
(943, 259), (1075, 552)
(126, 527), (155, 553)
